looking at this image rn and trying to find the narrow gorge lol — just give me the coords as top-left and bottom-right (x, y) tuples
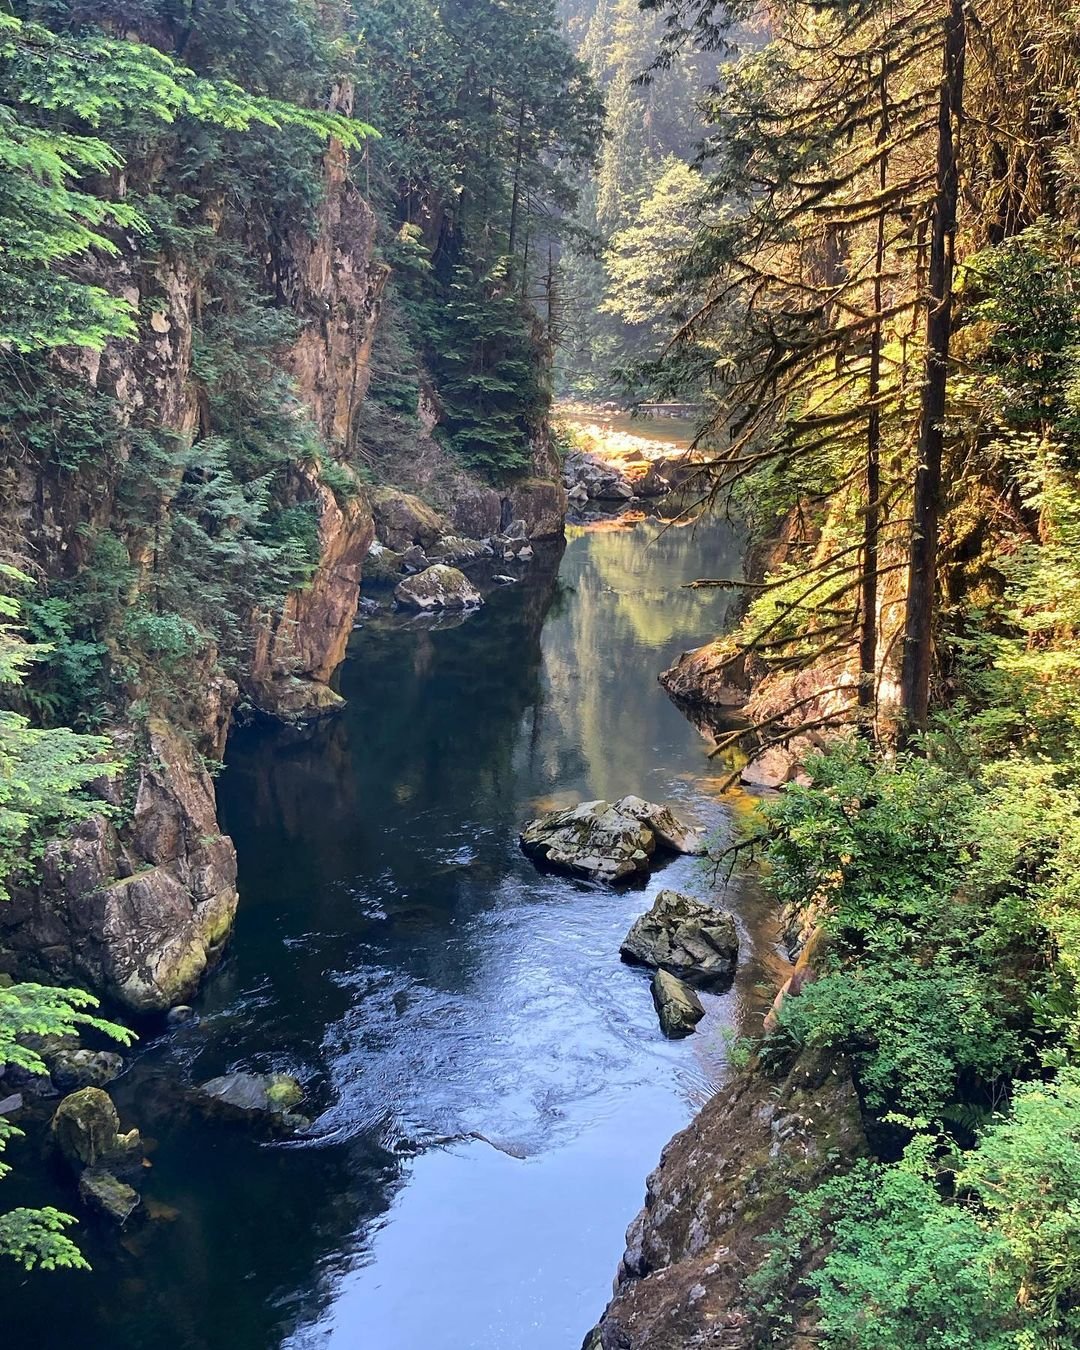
(4, 2), (1080, 1349)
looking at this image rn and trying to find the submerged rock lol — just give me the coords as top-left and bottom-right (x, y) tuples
(520, 797), (703, 884)
(520, 800), (655, 883)
(51, 1088), (141, 1171)
(395, 564), (483, 611)
(79, 1167), (140, 1225)
(621, 889), (739, 987)
(651, 969), (705, 1038)
(197, 1071), (308, 1131)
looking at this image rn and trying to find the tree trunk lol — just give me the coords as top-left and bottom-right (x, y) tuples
(859, 57), (890, 713)
(899, 0), (966, 733)
(508, 95), (527, 257)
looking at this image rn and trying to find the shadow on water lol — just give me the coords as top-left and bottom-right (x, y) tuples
(3, 500), (789, 1350)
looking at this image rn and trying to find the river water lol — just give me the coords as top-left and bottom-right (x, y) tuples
(6, 497), (785, 1350)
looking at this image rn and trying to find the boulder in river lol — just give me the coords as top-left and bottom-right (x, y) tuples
(520, 797), (705, 884)
(612, 795), (706, 855)
(51, 1087), (141, 1171)
(520, 800), (655, 883)
(79, 1167), (141, 1225)
(621, 889), (739, 987)
(197, 1071), (308, 1131)
(395, 564), (483, 611)
(651, 969), (705, 1038)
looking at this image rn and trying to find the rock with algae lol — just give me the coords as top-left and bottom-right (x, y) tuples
(196, 1071), (308, 1132)
(395, 564), (483, 612)
(51, 1087), (141, 1171)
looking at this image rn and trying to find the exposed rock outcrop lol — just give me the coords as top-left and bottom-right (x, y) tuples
(520, 797), (702, 884)
(249, 464), (374, 722)
(394, 564), (483, 611)
(585, 1048), (866, 1349)
(651, 969), (705, 1038)
(621, 890), (739, 987)
(279, 122), (389, 456)
(2, 718), (238, 1013)
(660, 643), (750, 712)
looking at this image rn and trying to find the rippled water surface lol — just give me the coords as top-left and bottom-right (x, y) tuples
(6, 500), (786, 1350)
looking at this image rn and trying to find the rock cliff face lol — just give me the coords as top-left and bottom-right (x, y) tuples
(248, 464), (374, 720)
(585, 1048), (865, 1349)
(3, 131), (386, 1010)
(248, 125), (385, 720)
(1, 719), (237, 1013)
(5, 89), (566, 1011)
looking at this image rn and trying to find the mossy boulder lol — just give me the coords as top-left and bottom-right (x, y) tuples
(51, 1087), (140, 1171)
(428, 535), (491, 567)
(363, 542), (407, 586)
(370, 487), (447, 551)
(49, 1048), (125, 1092)
(197, 1071), (307, 1132)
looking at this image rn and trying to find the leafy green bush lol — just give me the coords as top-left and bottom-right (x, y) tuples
(763, 742), (1034, 1123)
(750, 1140), (1018, 1349)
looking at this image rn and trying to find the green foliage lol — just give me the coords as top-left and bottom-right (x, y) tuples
(0, 579), (134, 1271)
(762, 742), (1038, 1124)
(0, 9), (371, 353)
(602, 158), (701, 329)
(960, 1070), (1080, 1336)
(356, 0), (601, 474)
(0, 569), (112, 901)
(750, 1140), (1019, 1348)
(422, 258), (541, 475)
(752, 1074), (1080, 1348)
(0, 981), (133, 1271)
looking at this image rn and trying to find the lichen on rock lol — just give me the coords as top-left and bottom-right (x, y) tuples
(394, 564), (483, 611)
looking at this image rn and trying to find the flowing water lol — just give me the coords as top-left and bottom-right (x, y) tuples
(5, 495), (787, 1350)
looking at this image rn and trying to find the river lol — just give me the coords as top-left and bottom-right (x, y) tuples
(6, 494), (785, 1350)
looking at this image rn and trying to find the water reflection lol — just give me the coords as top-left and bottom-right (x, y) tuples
(3, 501), (786, 1350)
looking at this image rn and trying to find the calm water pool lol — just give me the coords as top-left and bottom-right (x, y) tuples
(4, 502), (785, 1350)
